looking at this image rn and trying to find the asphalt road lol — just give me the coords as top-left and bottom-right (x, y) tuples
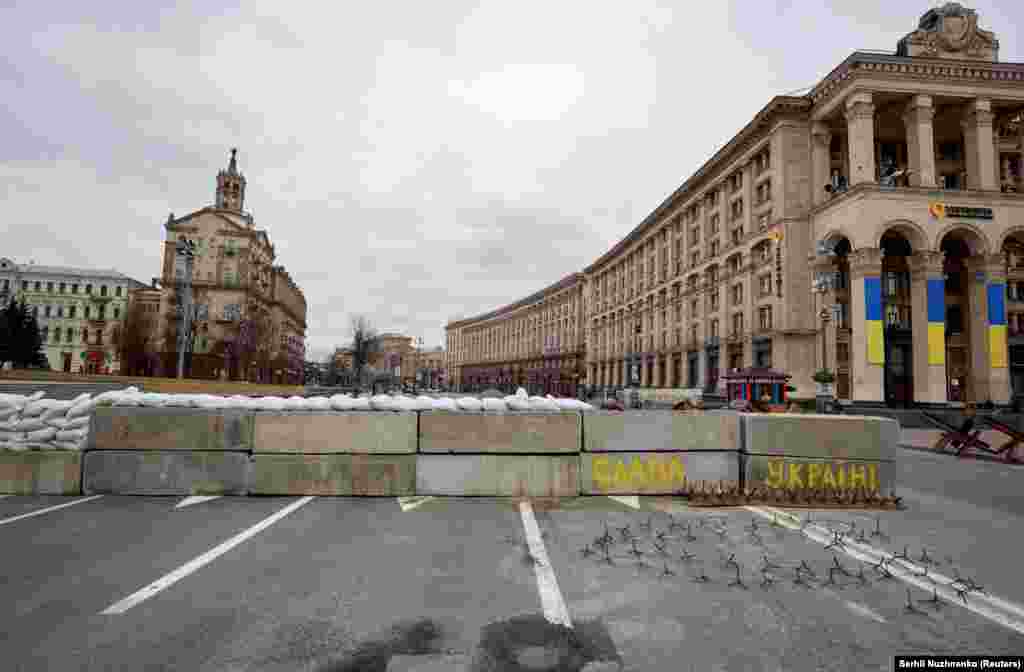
(2, 446), (1023, 672)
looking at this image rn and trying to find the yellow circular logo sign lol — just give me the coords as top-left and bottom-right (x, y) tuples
(929, 202), (946, 219)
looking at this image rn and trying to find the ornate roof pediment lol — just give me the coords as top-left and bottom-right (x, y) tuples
(897, 3), (998, 61)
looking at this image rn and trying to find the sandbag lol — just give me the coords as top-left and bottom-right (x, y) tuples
(26, 391), (46, 402)
(0, 419), (21, 431)
(139, 393), (169, 407)
(26, 427), (57, 442)
(66, 397), (97, 418)
(162, 394), (192, 408)
(15, 417), (48, 432)
(329, 394), (353, 411)
(54, 441), (83, 451)
(65, 415), (91, 429)
(56, 428), (88, 442)
(113, 392), (143, 407)
(22, 398), (57, 417)
(432, 397), (458, 411)
(414, 396), (436, 411)
(456, 397), (483, 412)
(46, 417), (70, 429)
(40, 400), (74, 421)
(0, 430), (26, 442)
(349, 397), (371, 411)
(391, 396), (419, 412)
(515, 387), (529, 398)
(0, 407), (19, 421)
(507, 397), (532, 411)
(307, 396), (331, 411)
(482, 398), (507, 412)
(69, 393), (91, 405)
(369, 395), (394, 411)
(528, 396), (559, 412)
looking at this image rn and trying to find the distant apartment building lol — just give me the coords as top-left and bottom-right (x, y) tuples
(334, 335), (447, 387)
(0, 257), (145, 373)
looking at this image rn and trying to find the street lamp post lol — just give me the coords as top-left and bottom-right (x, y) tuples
(175, 239), (197, 380)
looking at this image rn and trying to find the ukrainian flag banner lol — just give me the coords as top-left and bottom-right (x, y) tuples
(988, 283), (1007, 369)
(927, 278), (945, 366)
(865, 276), (884, 365)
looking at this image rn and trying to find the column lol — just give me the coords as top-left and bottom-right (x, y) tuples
(962, 99), (997, 191)
(813, 259), (839, 375)
(844, 91), (876, 186)
(848, 248), (884, 402)
(742, 160), (754, 233)
(966, 255), (1011, 403)
(908, 251), (948, 403)
(903, 95), (937, 188)
(1003, 155), (1012, 188)
(811, 122), (832, 207)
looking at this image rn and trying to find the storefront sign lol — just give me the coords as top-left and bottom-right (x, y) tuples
(929, 203), (994, 220)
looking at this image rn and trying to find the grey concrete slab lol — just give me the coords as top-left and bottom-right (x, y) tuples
(0, 450), (81, 494)
(744, 455), (895, 494)
(743, 414), (899, 461)
(419, 411), (581, 454)
(583, 412), (741, 452)
(90, 406), (254, 451)
(253, 412), (418, 454)
(416, 454), (579, 496)
(579, 451), (738, 495)
(83, 450), (251, 495)
(250, 454), (416, 496)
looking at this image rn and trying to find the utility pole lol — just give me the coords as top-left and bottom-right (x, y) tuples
(175, 239), (197, 380)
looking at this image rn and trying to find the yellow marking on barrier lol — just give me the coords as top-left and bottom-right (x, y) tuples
(591, 455), (687, 491)
(762, 459), (882, 493)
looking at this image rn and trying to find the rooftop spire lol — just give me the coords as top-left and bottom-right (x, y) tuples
(228, 147), (239, 175)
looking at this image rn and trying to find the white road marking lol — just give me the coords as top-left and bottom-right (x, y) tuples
(0, 495), (103, 527)
(845, 600), (887, 624)
(101, 496), (315, 615)
(745, 505), (1024, 636)
(519, 500), (572, 628)
(607, 495), (640, 509)
(397, 496), (436, 511)
(0, 495), (10, 500)
(174, 495), (222, 510)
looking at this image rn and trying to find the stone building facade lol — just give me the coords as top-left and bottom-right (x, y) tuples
(446, 4), (1024, 406)
(157, 150), (308, 383)
(0, 257), (144, 373)
(334, 335), (447, 388)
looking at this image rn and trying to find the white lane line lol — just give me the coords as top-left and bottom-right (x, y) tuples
(607, 495), (640, 509)
(745, 505), (1024, 636)
(0, 495), (103, 527)
(845, 600), (887, 624)
(519, 500), (572, 628)
(0, 495), (10, 500)
(174, 495), (222, 510)
(101, 496), (316, 615)
(397, 496), (436, 512)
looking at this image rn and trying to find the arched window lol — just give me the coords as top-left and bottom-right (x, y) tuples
(86, 284), (92, 294)
(100, 285), (108, 297)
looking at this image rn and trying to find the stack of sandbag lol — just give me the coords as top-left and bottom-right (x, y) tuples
(0, 391), (98, 451)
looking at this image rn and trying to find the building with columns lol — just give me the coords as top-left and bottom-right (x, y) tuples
(447, 4), (1024, 406)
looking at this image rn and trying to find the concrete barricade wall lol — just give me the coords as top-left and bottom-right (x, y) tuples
(419, 412), (580, 454)
(253, 412), (417, 454)
(416, 455), (579, 496)
(741, 413), (899, 494)
(90, 407), (254, 451)
(0, 451), (82, 495)
(579, 412), (741, 495)
(250, 454), (416, 496)
(83, 450), (250, 495)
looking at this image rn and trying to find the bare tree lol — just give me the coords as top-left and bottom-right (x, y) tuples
(116, 300), (155, 376)
(350, 315), (380, 391)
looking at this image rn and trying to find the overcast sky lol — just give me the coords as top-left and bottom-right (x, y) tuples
(3, 1), (1021, 361)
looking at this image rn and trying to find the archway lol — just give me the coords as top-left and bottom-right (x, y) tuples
(880, 231), (914, 407)
(828, 236), (853, 399)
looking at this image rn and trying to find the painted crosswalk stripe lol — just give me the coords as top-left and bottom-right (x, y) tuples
(175, 496), (222, 510)
(0, 495), (103, 527)
(101, 496), (315, 615)
(745, 505), (1024, 636)
(519, 500), (572, 628)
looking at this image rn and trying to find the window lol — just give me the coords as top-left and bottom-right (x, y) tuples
(710, 319), (719, 338)
(100, 285), (108, 297)
(84, 306), (91, 319)
(710, 215), (720, 234)
(69, 306), (76, 319)
(57, 306), (63, 318)
(41, 326), (48, 341)
(709, 290), (720, 311)
(44, 305), (51, 318)
(95, 330), (103, 345)
(99, 305), (106, 320)
(732, 312), (744, 335)
(759, 274), (772, 295)
(114, 306), (120, 319)
(34, 281), (41, 291)
(710, 239), (720, 258)
(116, 286), (122, 297)
(758, 212), (771, 230)
(22, 281), (28, 291)
(691, 299), (698, 317)
(66, 328), (73, 342)
(71, 284), (78, 294)
(732, 283), (743, 305)
(59, 282), (66, 293)
(86, 284), (92, 294)
(47, 282), (53, 292)
(757, 181), (772, 204)
(690, 250), (699, 267)
(759, 306), (773, 331)
(731, 199), (743, 220)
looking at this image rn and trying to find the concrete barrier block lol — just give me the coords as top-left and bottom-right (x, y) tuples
(416, 455), (579, 496)
(419, 412), (581, 454)
(583, 411), (740, 452)
(742, 414), (898, 461)
(83, 450), (250, 495)
(745, 454), (894, 494)
(0, 450), (82, 495)
(250, 454), (416, 495)
(91, 407), (254, 451)
(579, 451), (738, 495)
(253, 412), (417, 454)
